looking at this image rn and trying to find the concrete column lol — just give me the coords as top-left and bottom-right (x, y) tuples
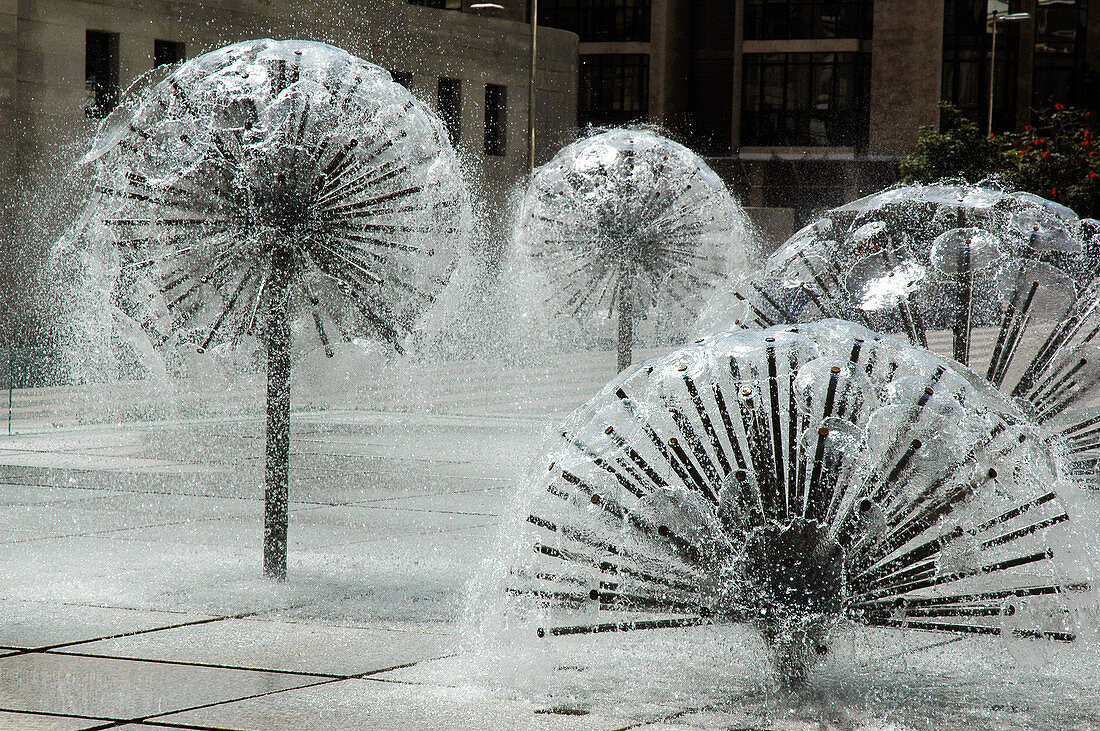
(650, 0), (669, 124)
(656, 0), (691, 128)
(868, 0), (944, 155)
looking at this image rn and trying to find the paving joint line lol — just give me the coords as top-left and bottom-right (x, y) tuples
(0, 597), (199, 616)
(41, 648), (343, 679)
(0, 474), (508, 505)
(6, 616), (233, 656)
(0, 706), (118, 725)
(81, 653), (457, 730)
(4, 589), (403, 658)
(0, 495), (498, 546)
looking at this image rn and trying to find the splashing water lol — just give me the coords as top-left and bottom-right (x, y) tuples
(54, 38), (471, 382)
(49, 38), (471, 579)
(703, 181), (1100, 483)
(473, 320), (1097, 707)
(512, 127), (756, 372)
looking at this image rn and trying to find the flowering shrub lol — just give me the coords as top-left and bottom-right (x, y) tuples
(900, 103), (1100, 218)
(1002, 105), (1100, 218)
(898, 104), (1005, 185)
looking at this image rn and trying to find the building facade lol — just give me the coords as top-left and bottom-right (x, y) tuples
(0, 0), (578, 346)
(539, 0), (1099, 220)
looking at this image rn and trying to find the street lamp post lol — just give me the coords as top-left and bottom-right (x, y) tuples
(987, 11), (1032, 137)
(528, 0), (538, 172)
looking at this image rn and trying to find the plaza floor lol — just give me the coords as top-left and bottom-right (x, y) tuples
(2, 346), (1099, 730)
(0, 348), (704, 730)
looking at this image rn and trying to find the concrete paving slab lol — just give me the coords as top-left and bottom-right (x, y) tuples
(0, 492), (254, 542)
(0, 710), (100, 730)
(352, 486), (506, 516)
(289, 503), (493, 540)
(65, 617), (455, 677)
(158, 676), (634, 731)
(0, 599), (213, 649)
(0, 533), (260, 611)
(0, 651), (319, 721)
(0, 483), (110, 506)
(96, 514), (259, 548)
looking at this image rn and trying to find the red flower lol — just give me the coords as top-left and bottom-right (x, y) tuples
(1025, 125), (1032, 130)
(1091, 173), (1098, 178)
(1052, 187), (1059, 195)
(1043, 151), (1050, 158)
(1055, 103), (1065, 110)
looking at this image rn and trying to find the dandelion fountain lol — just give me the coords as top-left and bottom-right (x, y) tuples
(493, 320), (1094, 689)
(474, 183), (1100, 725)
(705, 184), (1100, 427)
(513, 127), (754, 372)
(58, 38), (471, 579)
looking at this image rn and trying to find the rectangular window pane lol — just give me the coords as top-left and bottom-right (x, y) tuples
(578, 54), (649, 127)
(484, 84), (507, 156)
(154, 39), (185, 68)
(539, 0), (651, 42)
(438, 77), (461, 144)
(86, 30), (120, 119)
(741, 51), (870, 146)
(744, 0), (872, 40)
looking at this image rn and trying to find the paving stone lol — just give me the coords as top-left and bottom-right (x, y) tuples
(64, 617), (455, 677)
(0, 599), (214, 649)
(0, 710), (100, 730)
(159, 676), (633, 730)
(0, 652), (318, 720)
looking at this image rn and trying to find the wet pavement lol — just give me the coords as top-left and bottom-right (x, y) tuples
(0, 349), (681, 730)
(2, 345), (1098, 730)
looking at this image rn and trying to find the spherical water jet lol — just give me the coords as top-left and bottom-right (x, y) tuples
(704, 181), (1100, 483)
(61, 38), (471, 580)
(513, 127), (755, 372)
(485, 320), (1095, 693)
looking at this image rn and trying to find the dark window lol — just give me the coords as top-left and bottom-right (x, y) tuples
(438, 78), (462, 144)
(485, 84), (507, 156)
(743, 0), (873, 40)
(85, 30), (120, 119)
(408, 0), (446, 6)
(1032, 0), (1089, 108)
(154, 39), (185, 67)
(579, 54), (649, 128)
(539, 0), (651, 42)
(685, 0), (735, 154)
(391, 71), (413, 88)
(741, 52), (871, 146)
